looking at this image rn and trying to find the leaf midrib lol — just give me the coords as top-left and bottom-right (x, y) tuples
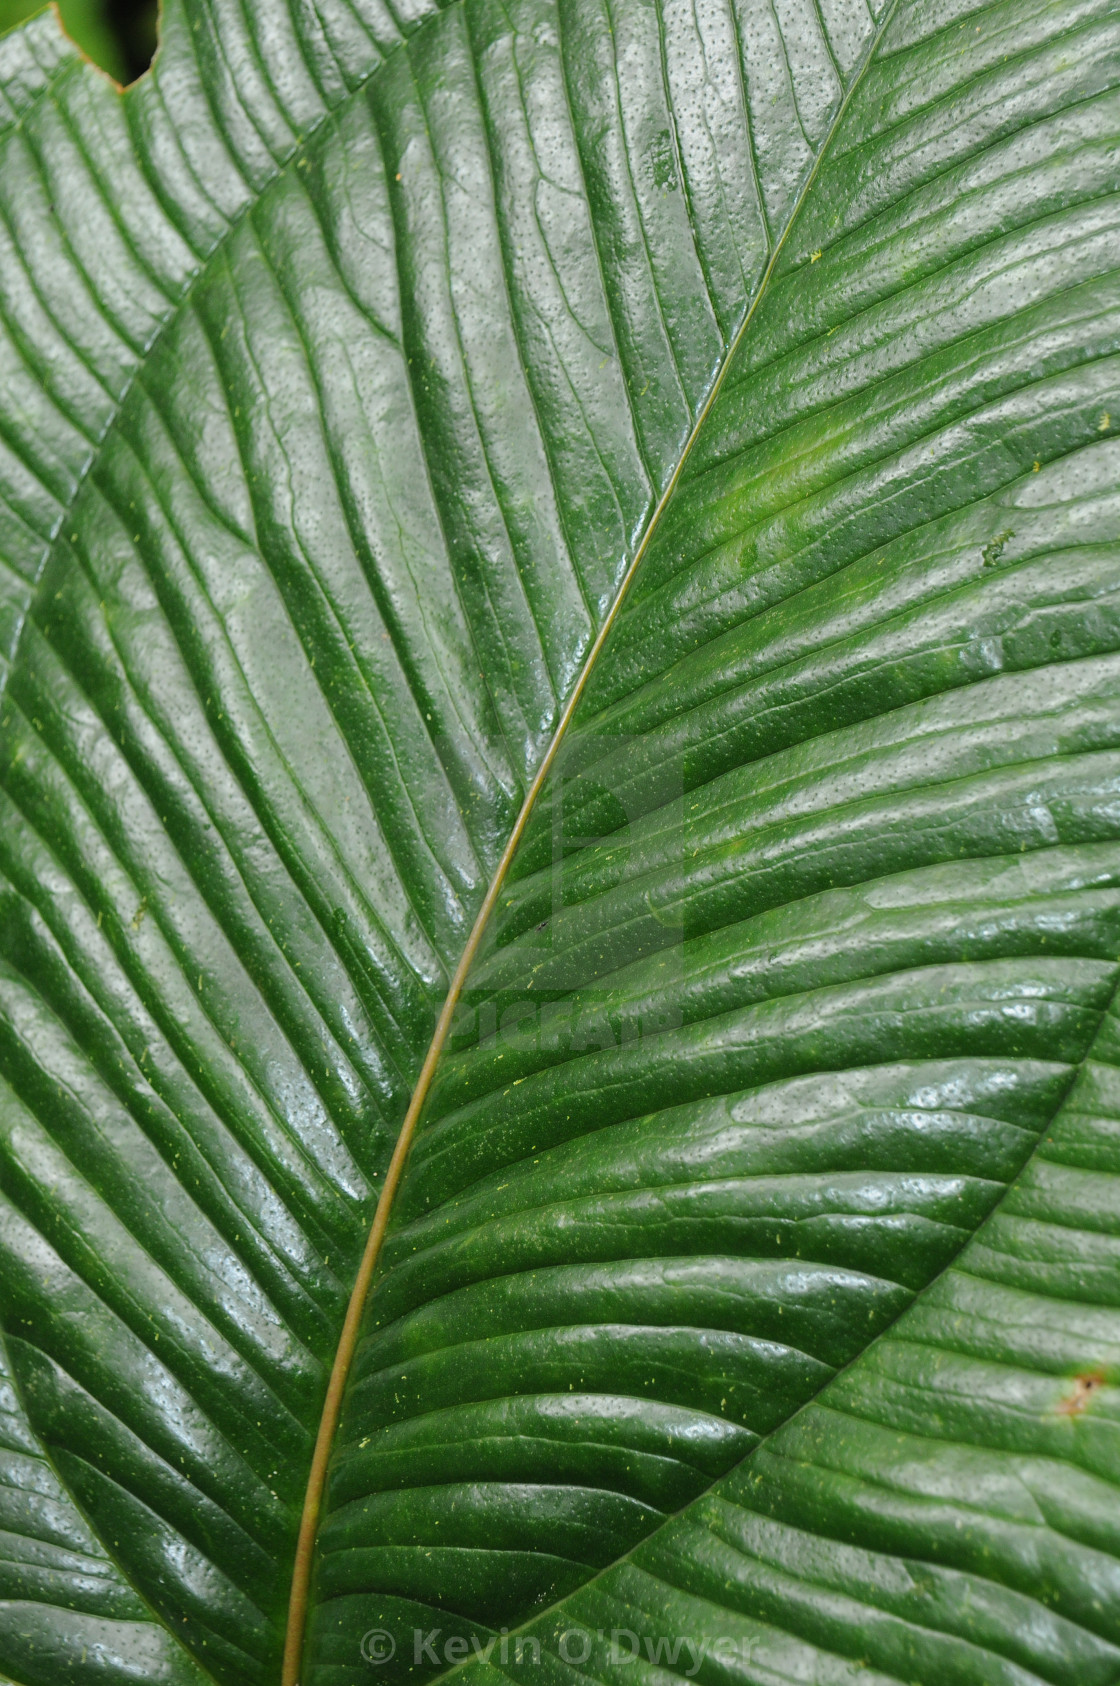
(280, 2), (907, 1677)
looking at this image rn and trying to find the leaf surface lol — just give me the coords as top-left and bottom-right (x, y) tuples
(0, 0), (1117, 1683)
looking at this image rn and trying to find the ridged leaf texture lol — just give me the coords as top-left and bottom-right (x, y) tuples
(0, 0), (1117, 1682)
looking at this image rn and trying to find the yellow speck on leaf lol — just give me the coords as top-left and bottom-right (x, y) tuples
(1099, 412), (1111, 431)
(1032, 461), (1041, 472)
(810, 249), (822, 262)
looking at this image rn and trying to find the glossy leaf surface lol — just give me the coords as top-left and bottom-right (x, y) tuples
(0, 0), (1117, 1682)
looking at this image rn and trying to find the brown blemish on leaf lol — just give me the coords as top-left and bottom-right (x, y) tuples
(1056, 1371), (1107, 1415)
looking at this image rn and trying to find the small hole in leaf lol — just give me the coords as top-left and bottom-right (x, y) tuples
(104, 0), (158, 81)
(43, 0), (158, 83)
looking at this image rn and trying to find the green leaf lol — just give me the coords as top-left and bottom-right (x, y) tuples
(0, 0), (1117, 1682)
